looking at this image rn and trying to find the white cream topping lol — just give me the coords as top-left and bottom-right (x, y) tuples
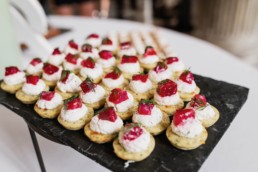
(48, 54), (65, 66)
(119, 127), (150, 153)
(107, 92), (134, 112)
(64, 45), (78, 55)
(90, 114), (123, 134)
(99, 45), (115, 52)
(3, 71), (25, 85)
(80, 48), (99, 60)
(85, 38), (101, 47)
(118, 62), (141, 74)
(26, 63), (43, 75)
(167, 60), (185, 73)
(133, 106), (163, 127)
(102, 75), (124, 88)
(129, 79), (153, 94)
(186, 103), (216, 121)
(118, 48), (137, 57)
(42, 66), (62, 81)
(36, 93), (63, 109)
(177, 79), (197, 93)
(171, 118), (203, 138)
(196, 105), (216, 121)
(139, 55), (159, 64)
(22, 79), (46, 95)
(80, 63), (103, 79)
(80, 85), (106, 104)
(60, 104), (88, 122)
(57, 73), (81, 93)
(97, 57), (116, 69)
(154, 92), (181, 106)
(63, 58), (81, 71)
(149, 69), (172, 83)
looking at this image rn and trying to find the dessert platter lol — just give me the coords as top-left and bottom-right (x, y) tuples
(0, 31), (249, 171)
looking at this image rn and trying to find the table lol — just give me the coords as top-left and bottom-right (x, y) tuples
(1, 16), (258, 172)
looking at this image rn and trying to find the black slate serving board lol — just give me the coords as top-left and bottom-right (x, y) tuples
(0, 75), (249, 172)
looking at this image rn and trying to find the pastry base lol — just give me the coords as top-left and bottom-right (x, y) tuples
(201, 106), (220, 128)
(83, 91), (108, 109)
(113, 134), (155, 161)
(34, 103), (63, 119)
(166, 125), (208, 150)
(103, 67), (115, 74)
(139, 62), (158, 71)
(126, 87), (155, 102)
(133, 111), (170, 135)
(15, 86), (49, 104)
(73, 69), (80, 75)
(42, 78), (57, 88)
(26, 71), (42, 76)
(84, 123), (118, 144)
(114, 101), (138, 120)
(54, 87), (76, 100)
(179, 86), (200, 102)
(0, 81), (23, 94)
(156, 99), (184, 116)
(57, 107), (94, 131)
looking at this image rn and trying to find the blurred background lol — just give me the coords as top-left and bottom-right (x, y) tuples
(2, 0), (258, 69)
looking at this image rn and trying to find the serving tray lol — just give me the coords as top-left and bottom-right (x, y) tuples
(0, 75), (249, 172)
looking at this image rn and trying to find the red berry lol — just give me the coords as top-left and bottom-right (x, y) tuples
(120, 42), (131, 50)
(52, 48), (61, 55)
(66, 97), (82, 110)
(123, 124), (143, 141)
(60, 70), (70, 83)
(26, 75), (39, 85)
(80, 79), (96, 94)
(108, 88), (129, 104)
(132, 74), (148, 83)
(65, 53), (78, 64)
(87, 33), (99, 39)
(99, 50), (113, 60)
(81, 58), (95, 69)
(81, 44), (92, 52)
(68, 40), (78, 50)
(138, 101), (154, 115)
(30, 58), (42, 66)
(157, 79), (177, 97)
(40, 91), (55, 101)
(43, 63), (59, 75)
(166, 57), (179, 64)
(102, 38), (112, 45)
(153, 62), (168, 73)
(5, 66), (20, 76)
(143, 46), (156, 58)
(179, 70), (194, 84)
(190, 94), (207, 108)
(121, 55), (138, 64)
(98, 107), (117, 122)
(104, 68), (121, 80)
(173, 109), (195, 126)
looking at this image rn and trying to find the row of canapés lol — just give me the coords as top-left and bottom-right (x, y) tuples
(0, 35), (219, 162)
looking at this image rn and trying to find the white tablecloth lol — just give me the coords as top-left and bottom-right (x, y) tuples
(1, 16), (258, 172)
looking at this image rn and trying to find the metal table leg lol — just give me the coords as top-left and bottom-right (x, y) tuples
(28, 126), (46, 172)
